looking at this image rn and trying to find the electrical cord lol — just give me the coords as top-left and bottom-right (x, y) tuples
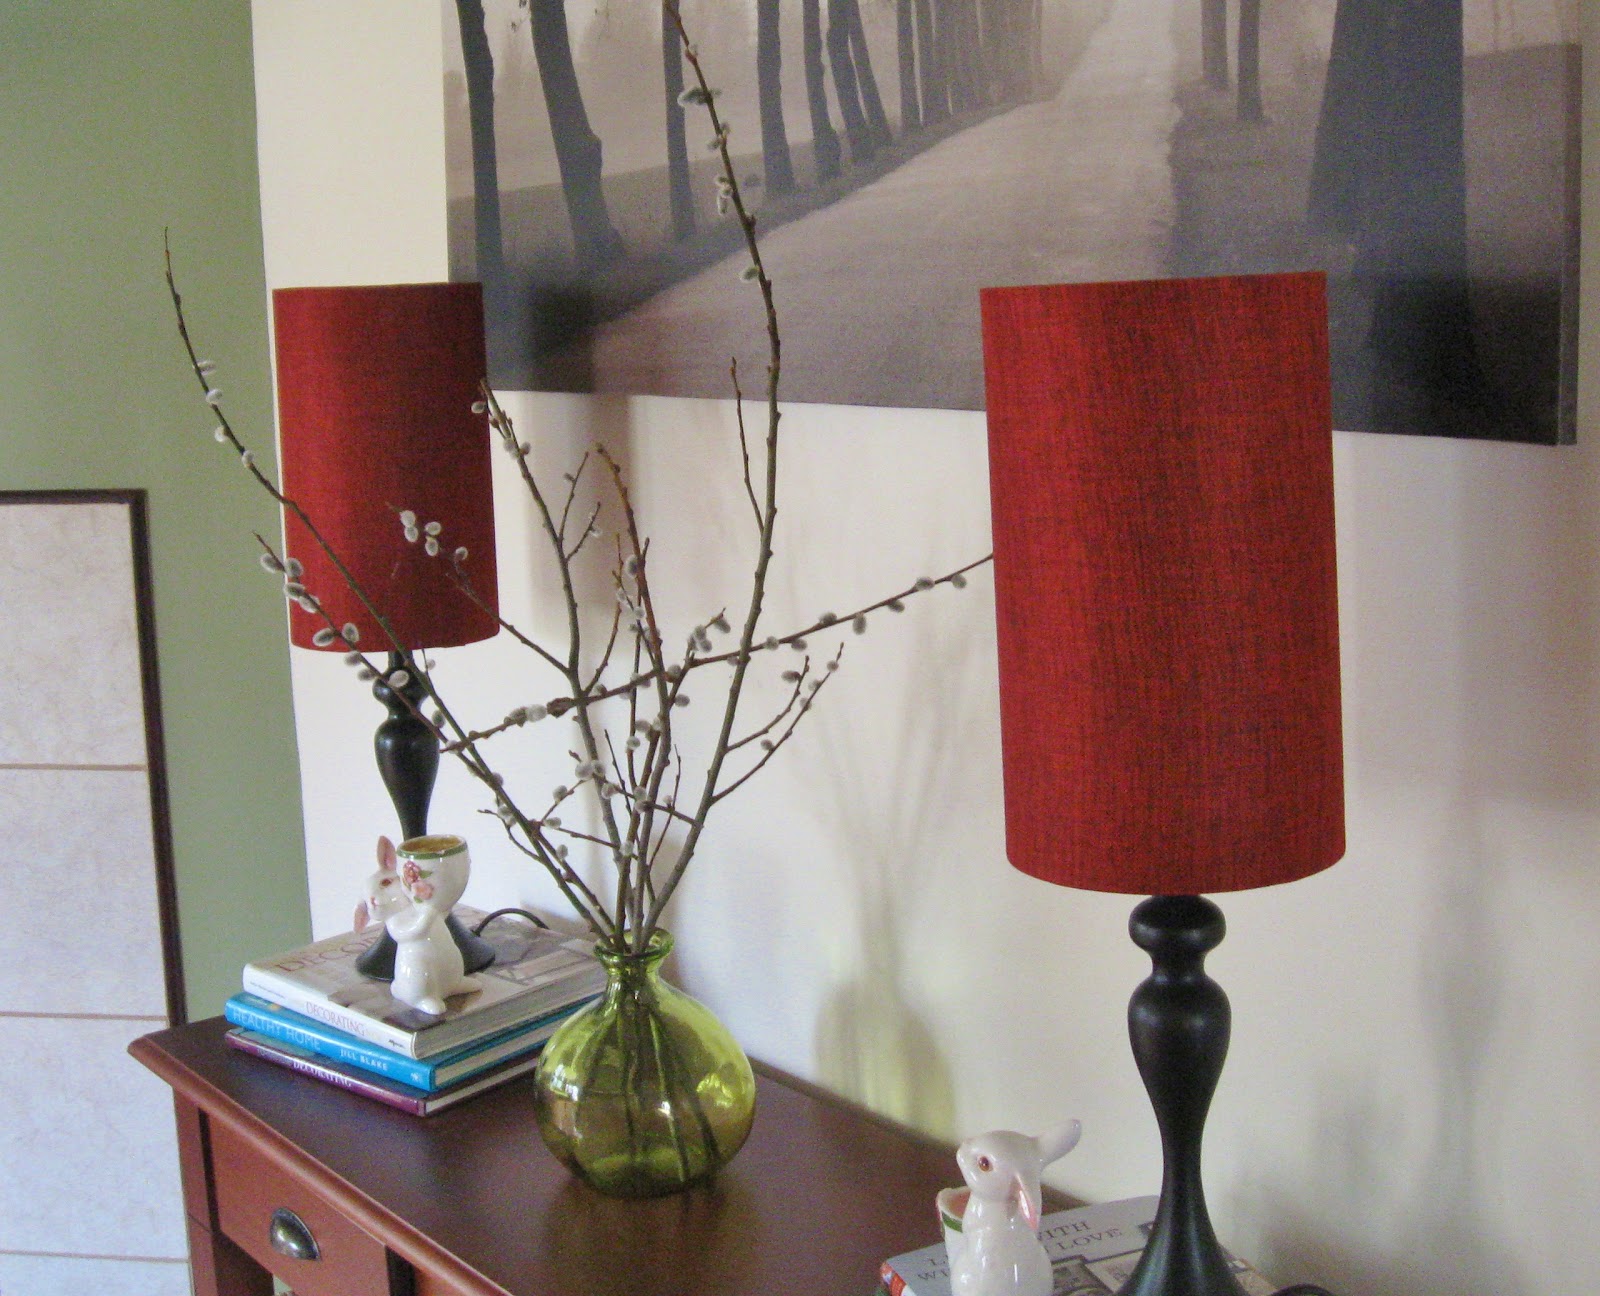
(470, 907), (550, 933)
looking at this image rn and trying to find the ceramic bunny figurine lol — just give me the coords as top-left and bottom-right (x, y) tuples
(940, 1120), (1083, 1296)
(354, 834), (407, 932)
(355, 834), (480, 1015)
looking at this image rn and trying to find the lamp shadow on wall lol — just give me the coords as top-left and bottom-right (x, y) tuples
(1255, 432), (1600, 1294)
(798, 581), (992, 1136)
(1256, 804), (1525, 1296)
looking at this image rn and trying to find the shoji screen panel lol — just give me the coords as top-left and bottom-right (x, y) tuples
(0, 491), (189, 1296)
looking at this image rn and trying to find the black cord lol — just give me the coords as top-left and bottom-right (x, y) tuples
(470, 907), (550, 934)
(1275, 1286), (1338, 1296)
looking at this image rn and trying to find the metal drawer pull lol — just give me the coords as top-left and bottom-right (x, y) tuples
(268, 1206), (320, 1262)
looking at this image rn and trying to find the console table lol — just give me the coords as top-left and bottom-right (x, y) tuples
(132, 1017), (1034, 1296)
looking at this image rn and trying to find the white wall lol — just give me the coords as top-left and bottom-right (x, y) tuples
(253, 4), (1597, 1291)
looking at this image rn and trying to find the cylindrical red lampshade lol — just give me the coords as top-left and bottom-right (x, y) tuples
(981, 272), (1344, 895)
(272, 283), (499, 651)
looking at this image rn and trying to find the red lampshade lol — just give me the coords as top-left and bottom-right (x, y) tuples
(981, 272), (1344, 895)
(271, 283), (499, 651)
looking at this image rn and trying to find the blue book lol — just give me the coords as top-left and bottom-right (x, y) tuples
(224, 991), (589, 1091)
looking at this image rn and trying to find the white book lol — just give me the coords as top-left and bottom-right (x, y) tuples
(880, 1196), (1275, 1296)
(242, 907), (605, 1058)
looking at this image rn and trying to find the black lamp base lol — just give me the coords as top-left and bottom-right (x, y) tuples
(355, 651), (496, 981)
(1117, 895), (1335, 1296)
(355, 911), (497, 980)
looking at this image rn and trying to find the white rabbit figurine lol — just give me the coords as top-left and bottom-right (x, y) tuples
(354, 834), (407, 932)
(942, 1120), (1083, 1296)
(355, 834), (480, 1016)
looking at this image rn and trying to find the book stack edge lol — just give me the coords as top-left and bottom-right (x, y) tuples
(224, 907), (604, 1116)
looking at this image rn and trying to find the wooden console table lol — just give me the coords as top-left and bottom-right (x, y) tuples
(131, 1017), (1009, 1296)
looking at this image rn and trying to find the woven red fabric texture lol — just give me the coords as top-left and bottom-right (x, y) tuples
(981, 273), (1344, 895)
(272, 282), (498, 651)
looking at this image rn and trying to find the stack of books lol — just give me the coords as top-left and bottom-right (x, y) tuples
(223, 906), (606, 1116)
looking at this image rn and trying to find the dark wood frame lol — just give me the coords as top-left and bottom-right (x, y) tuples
(132, 1017), (1068, 1296)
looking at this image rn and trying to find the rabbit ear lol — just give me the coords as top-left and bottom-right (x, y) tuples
(1011, 1166), (1043, 1232)
(376, 835), (397, 871)
(353, 900), (371, 931)
(1036, 1119), (1082, 1168)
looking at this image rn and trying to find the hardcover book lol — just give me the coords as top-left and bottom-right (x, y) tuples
(241, 908), (606, 1058)
(879, 1197), (1273, 1296)
(223, 1027), (547, 1116)
(223, 991), (590, 1091)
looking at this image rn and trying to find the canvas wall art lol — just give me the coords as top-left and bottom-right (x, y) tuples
(444, 0), (1581, 443)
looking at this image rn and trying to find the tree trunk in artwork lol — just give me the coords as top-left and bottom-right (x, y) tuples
(827, 0), (877, 162)
(1201, 0), (1229, 89)
(915, 0), (946, 123)
(1237, 0), (1262, 120)
(943, 0), (986, 112)
(661, 7), (695, 240)
(454, 0), (506, 307)
(932, 0), (953, 110)
(1029, 0), (1044, 94)
(1308, 0), (1484, 408)
(525, 0), (624, 269)
(983, 0), (1033, 101)
(980, 0), (1004, 100)
(757, 0), (798, 194)
(842, 0), (892, 145)
(897, 0), (921, 132)
(802, 0), (844, 179)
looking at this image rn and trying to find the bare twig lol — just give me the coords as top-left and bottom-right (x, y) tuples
(556, 452), (591, 544)
(731, 358), (762, 532)
(712, 644), (843, 805)
(166, 10), (990, 959)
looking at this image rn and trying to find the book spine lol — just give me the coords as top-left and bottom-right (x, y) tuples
(224, 997), (434, 1088)
(241, 966), (419, 1057)
(878, 1262), (910, 1296)
(224, 1031), (425, 1115)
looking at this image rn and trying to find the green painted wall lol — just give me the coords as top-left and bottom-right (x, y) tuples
(0, 2), (309, 1016)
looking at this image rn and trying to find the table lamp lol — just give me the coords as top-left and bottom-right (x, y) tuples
(981, 272), (1344, 1296)
(273, 282), (501, 979)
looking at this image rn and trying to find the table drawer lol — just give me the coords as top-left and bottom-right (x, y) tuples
(211, 1122), (392, 1296)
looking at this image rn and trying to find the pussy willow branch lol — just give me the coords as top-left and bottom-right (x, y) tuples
(637, 3), (784, 945)
(165, 241), (616, 940)
(496, 395), (639, 900)
(596, 445), (686, 945)
(169, 9), (993, 958)
(556, 451), (591, 546)
(728, 666), (811, 752)
(436, 551), (993, 754)
(243, 518), (615, 935)
(166, 236), (404, 664)
(730, 359), (762, 531)
(713, 644), (843, 807)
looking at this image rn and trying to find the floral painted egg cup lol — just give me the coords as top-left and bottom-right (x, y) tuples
(396, 833), (471, 910)
(379, 834), (479, 1015)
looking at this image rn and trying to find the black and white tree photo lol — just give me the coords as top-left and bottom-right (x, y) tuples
(443, 0), (1581, 443)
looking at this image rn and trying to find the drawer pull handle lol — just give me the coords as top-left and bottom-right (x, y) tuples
(268, 1207), (320, 1262)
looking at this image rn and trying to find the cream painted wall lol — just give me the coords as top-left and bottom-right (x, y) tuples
(253, 4), (1596, 1291)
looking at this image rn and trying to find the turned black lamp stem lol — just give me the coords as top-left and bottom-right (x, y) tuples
(1118, 895), (1248, 1296)
(355, 651), (496, 980)
(373, 652), (440, 842)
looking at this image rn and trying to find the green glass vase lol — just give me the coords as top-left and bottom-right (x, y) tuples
(532, 931), (756, 1197)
